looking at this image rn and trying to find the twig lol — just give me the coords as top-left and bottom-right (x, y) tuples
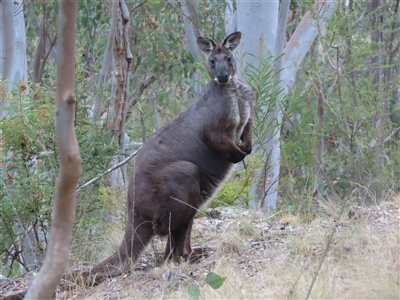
(383, 127), (400, 144)
(264, 210), (282, 221)
(304, 196), (350, 300)
(304, 161), (354, 299)
(76, 147), (141, 192)
(130, 0), (147, 13)
(170, 196), (199, 212)
(289, 158), (353, 299)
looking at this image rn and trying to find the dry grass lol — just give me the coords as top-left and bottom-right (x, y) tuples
(57, 198), (399, 300)
(2, 199), (399, 299)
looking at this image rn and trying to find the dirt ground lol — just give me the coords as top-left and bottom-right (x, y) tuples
(1, 199), (399, 299)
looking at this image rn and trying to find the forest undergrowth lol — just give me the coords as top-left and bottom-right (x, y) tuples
(2, 195), (399, 299)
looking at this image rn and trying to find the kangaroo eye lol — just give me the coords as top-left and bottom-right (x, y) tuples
(210, 58), (216, 65)
(226, 56), (232, 63)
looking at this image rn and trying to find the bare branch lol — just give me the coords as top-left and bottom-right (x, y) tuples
(76, 147), (141, 192)
(130, 0), (147, 13)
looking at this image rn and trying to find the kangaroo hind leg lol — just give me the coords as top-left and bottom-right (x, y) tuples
(153, 161), (202, 263)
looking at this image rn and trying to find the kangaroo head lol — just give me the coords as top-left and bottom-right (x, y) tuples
(196, 31), (241, 85)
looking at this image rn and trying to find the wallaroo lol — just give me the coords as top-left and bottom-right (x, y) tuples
(75, 31), (255, 284)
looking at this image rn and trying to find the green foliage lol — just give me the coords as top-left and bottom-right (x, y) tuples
(205, 272), (227, 289)
(279, 1), (400, 211)
(188, 284), (200, 300)
(0, 82), (117, 275)
(187, 272), (226, 300)
(245, 53), (283, 150)
(211, 153), (263, 208)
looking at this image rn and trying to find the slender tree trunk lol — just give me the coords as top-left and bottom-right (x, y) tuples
(261, 0), (290, 212)
(225, 0), (237, 34)
(93, 0), (119, 119)
(237, 0), (279, 211)
(313, 80), (326, 198)
(24, 1), (80, 298)
(0, 0), (15, 90)
(179, 0), (203, 95)
(106, 0), (132, 219)
(0, 0), (28, 92)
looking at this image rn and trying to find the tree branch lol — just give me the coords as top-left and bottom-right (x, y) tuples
(77, 147), (141, 192)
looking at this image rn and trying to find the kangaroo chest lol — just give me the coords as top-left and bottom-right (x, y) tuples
(225, 80), (252, 145)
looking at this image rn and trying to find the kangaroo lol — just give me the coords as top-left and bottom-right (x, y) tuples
(2, 32), (255, 299)
(84, 31), (255, 282)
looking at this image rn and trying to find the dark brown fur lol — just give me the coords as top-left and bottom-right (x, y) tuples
(81, 32), (255, 283)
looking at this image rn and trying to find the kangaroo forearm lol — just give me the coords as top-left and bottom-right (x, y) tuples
(205, 132), (244, 156)
(240, 120), (253, 154)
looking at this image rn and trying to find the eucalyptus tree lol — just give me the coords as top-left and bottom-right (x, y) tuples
(0, 0), (28, 118)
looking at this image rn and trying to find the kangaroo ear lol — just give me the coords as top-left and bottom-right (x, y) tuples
(196, 37), (216, 55)
(223, 31), (242, 51)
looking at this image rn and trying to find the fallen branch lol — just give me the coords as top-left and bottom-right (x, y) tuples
(76, 147), (141, 192)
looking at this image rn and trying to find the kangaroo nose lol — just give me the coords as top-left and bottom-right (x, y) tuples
(217, 72), (229, 83)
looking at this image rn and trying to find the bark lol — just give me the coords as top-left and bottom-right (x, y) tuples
(180, 0), (201, 62)
(93, 0), (119, 119)
(368, 0), (382, 90)
(106, 0), (132, 211)
(0, 0), (15, 120)
(282, 0), (336, 91)
(31, 8), (47, 86)
(237, 0), (279, 67)
(225, 0), (237, 34)
(11, 2), (27, 83)
(261, 0), (291, 211)
(24, 1), (80, 299)
(313, 81), (326, 196)
(179, 0), (202, 95)
(31, 3), (57, 86)
(346, 0), (359, 107)
(236, 0), (279, 210)
(0, 0), (28, 93)
(0, 0), (15, 89)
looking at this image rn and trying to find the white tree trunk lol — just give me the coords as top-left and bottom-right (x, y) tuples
(0, 0), (28, 118)
(179, 0), (203, 95)
(224, 0), (237, 35)
(261, 0), (291, 212)
(93, 0), (118, 119)
(281, 1), (336, 91)
(236, 0), (279, 211)
(236, 0), (337, 213)
(236, 0), (279, 66)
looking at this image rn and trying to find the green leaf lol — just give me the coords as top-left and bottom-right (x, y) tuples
(188, 284), (200, 300)
(205, 272), (226, 290)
